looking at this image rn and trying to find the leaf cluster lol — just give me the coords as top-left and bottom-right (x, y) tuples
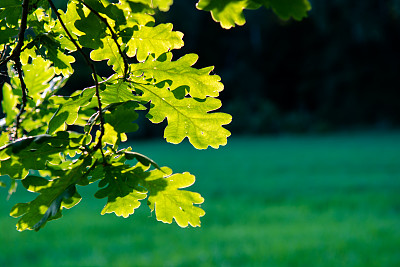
(0, 0), (310, 231)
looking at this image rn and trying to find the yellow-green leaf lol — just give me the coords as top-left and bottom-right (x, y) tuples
(131, 53), (223, 98)
(134, 82), (231, 149)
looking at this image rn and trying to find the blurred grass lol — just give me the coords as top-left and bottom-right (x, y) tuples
(1, 131), (400, 266)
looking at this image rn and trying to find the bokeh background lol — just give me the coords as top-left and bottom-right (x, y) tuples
(1, 0), (400, 266)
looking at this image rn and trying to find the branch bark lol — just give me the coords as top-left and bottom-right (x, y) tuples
(47, 0), (106, 161)
(78, 0), (129, 79)
(10, 0), (31, 140)
(0, 0), (30, 67)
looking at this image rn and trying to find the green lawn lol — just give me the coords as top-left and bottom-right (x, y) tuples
(1, 132), (400, 266)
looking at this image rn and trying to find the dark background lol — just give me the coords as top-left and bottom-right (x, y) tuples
(1, 0), (400, 136)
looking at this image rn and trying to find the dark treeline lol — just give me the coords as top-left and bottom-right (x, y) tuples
(158, 0), (400, 134)
(1, 0), (400, 136)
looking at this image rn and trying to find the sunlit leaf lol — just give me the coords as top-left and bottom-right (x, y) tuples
(123, 0), (174, 11)
(48, 87), (96, 134)
(1, 83), (19, 126)
(140, 166), (205, 227)
(95, 164), (147, 218)
(134, 81), (231, 149)
(197, 0), (311, 29)
(123, 23), (183, 62)
(90, 35), (125, 76)
(22, 56), (56, 103)
(10, 159), (90, 231)
(131, 53), (223, 98)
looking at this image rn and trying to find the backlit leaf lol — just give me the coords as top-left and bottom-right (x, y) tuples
(141, 167), (205, 227)
(196, 0), (311, 29)
(100, 79), (137, 105)
(134, 82), (232, 149)
(131, 53), (223, 98)
(123, 24), (184, 62)
(90, 35), (125, 76)
(10, 159), (90, 231)
(124, 0), (174, 11)
(95, 165), (147, 218)
(22, 56), (56, 103)
(48, 87), (96, 134)
(1, 83), (19, 126)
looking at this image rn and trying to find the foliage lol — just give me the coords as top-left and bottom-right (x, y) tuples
(0, 0), (310, 231)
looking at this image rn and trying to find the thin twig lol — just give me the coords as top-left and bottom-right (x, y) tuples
(12, 59), (28, 140)
(78, 0), (129, 79)
(0, 45), (8, 61)
(47, 0), (106, 161)
(10, 0), (31, 140)
(0, 0), (30, 67)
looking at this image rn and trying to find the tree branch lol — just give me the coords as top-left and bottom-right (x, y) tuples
(0, 0), (30, 67)
(78, 0), (129, 79)
(12, 59), (28, 140)
(47, 0), (106, 161)
(9, 0), (31, 140)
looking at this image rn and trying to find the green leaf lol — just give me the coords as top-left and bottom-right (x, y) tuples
(0, 0), (21, 8)
(75, 11), (107, 49)
(141, 167), (205, 227)
(0, 20), (18, 44)
(34, 33), (76, 76)
(123, 24), (184, 62)
(104, 101), (139, 134)
(1, 82), (19, 126)
(0, 132), (8, 147)
(0, 0), (22, 27)
(101, 101), (140, 145)
(7, 180), (17, 199)
(196, 0), (311, 29)
(257, 0), (312, 20)
(22, 56), (56, 103)
(54, 1), (85, 37)
(118, 1), (155, 26)
(196, 0), (256, 29)
(95, 165), (147, 218)
(48, 87), (96, 134)
(134, 82), (232, 149)
(131, 53), (223, 98)
(90, 35), (125, 76)
(10, 159), (89, 231)
(0, 132), (84, 180)
(100, 79), (137, 105)
(124, 0), (174, 11)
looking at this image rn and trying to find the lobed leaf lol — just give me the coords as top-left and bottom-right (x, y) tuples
(140, 167), (205, 227)
(0, 0), (22, 27)
(9, 158), (92, 231)
(123, 24), (184, 62)
(0, 20), (19, 44)
(196, 0), (311, 29)
(22, 56), (56, 103)
(1, 83), (19, 126)
(100, 101), (140, 146)
(100, 79), (137, 105)
(131, 53), (223, 99)
(123, 0), (174, 12)
(258, 0), (312, 20)
(95, 165), (147, 218)
(75, 11), (107, 49)
(0, 132), (86, 180)
(134, 82), (232, 149)
(48, 87), (96, 134)
(90, 35), (125, 76)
